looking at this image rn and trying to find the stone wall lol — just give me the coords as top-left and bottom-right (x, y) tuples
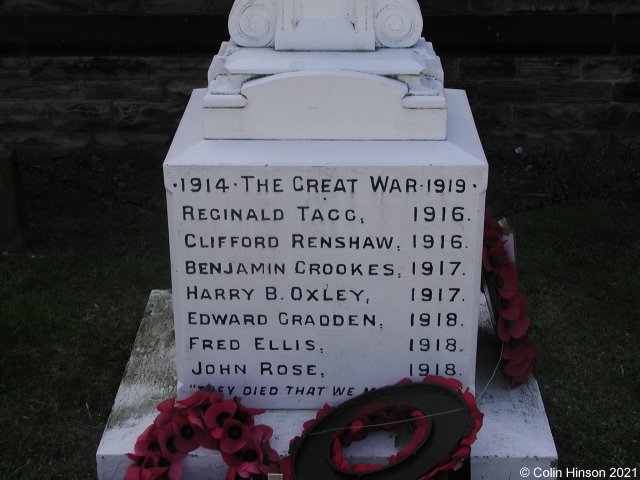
(1, 0), (639, 209)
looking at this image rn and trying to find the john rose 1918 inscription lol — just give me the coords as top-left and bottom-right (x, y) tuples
(166, 151), (487, 409)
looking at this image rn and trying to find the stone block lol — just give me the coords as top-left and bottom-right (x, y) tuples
(540, 80), (612, 103)
(30, 56), (151, 79)
(92, 132), (170, 161)
(589, 0), (640, 12)
(506, 0), (586, 13)
(633, 59), (640, 79)
(471, 104), (513, 128)
(2, 131), (91, 157)
(164, 80), (207, 101)
(583, 57), (634, 80)
(90, 0), (144, 13)
(0, 57), (29, 79)
(519, 57), (582, 80)
(514, 104), (583, 128)
(0, 79), (81, 100)
(617, 14), (640, 54)
(419, 0), (469, 14)
(613, 128), (640, 146)
(144, 0), (217, 14)
(149, 56), (211, 81)
(84, 80), (163, 100)
(113, 101), (183, 132)
(476, 80), (539, 103)
(460, 57), (518, 79)
(545, 129), (612, 155)
(0, 102), (51, 131)
(623, 105), (640, 128)
(51, 101), (113, 131)
(479, 128), (547, 159)
(1, 0), (89, 12)
(613, 81), (640, 102)
(469, 0), (506, 12)
(97, 290), (557, 480)
(583, 104), (630, 128)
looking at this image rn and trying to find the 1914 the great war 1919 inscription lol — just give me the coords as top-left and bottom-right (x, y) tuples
(166, 163), (486, 408)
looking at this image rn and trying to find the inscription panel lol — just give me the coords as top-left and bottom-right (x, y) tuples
(166, 164), (486, 408)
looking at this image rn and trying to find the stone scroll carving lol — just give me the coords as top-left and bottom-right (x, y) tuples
(228, 0), (423, 50)
(373, 0), (423, 48)
(228, 0), (278, 48)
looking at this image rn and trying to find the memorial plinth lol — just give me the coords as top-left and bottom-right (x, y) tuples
(166, 88), (486, 407)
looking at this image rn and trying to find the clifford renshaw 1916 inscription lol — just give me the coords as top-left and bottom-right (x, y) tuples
(166, 146), (487, 408)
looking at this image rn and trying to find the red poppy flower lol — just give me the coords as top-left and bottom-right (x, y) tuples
(498, 313), (529, 342)
(353, 402), (391, 423)
(301, 403), (332, 434)
(494, 264), (518, 299)
(484, 211), (503, 243)
(483, 241), (510, 272)
(220, 419), (251, 454)
(134, 425), (162, 457)
(279, 455), (293, 480)
(204, 399), (238, 439)
(499, 292), (525, 322)
(254, 425), (279, 466)
(157, 426), (188, 464)
(171, 410), (200, 453)
(175, 400), (219, 450)
(233, 396), (265, 427)
(507, 312), (531, 339)
(125, 451), (183, 480)
(123, 462), (168, 480)
(502, 338), (535, 386)
(353, 462), (385, 472)
(177, 390), (224, 409)
(154, 398), (182, 434)
(225, 467), (258, 479)
(221, 438), (265, 475)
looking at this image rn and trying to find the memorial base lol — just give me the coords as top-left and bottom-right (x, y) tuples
(96, 291), (557, 480)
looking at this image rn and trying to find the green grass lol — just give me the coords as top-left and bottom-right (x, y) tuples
(0, 179), (170, 479)
(508, 197), (640, 468)
(0, 169), (638, 478)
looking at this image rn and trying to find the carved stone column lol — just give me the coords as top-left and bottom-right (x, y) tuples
(228, 0), (423, 50)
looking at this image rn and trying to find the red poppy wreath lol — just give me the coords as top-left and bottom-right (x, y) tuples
(482, 210), (536, 387)
(125, 377), (482, 480)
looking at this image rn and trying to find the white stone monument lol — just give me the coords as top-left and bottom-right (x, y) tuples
(165, 0), (484, 409)
(97, 1), (558, 478)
